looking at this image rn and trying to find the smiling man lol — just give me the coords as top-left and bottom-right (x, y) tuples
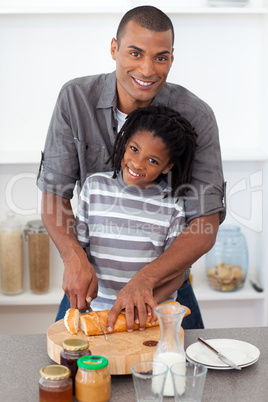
(37, 6), (225, 331)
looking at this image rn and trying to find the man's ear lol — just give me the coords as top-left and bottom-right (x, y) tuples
(162, 163), (174, 175)
(110, 38), (118, 61)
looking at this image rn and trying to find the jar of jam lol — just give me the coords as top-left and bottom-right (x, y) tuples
(60, 338), (91, 394)
(76, 355), (111, 402)
(24, 220), (50, 293)
(39, 365), (72, 402)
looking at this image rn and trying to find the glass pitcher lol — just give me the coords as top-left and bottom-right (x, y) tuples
(153, 304), (186, 396)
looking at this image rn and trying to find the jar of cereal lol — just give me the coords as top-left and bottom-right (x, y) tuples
(206, 225), (248, 292)
(0, 212), (23, 295)
(24, 220), (50, 293)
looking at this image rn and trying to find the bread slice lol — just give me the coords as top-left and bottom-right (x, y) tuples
(64, 308), (80, 334)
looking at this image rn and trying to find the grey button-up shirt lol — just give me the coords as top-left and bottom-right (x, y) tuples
(37, 71), (226, 223)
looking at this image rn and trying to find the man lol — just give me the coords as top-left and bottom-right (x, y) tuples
(37, 6), (225, 331)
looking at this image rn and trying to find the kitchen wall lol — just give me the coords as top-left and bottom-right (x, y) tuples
(1, 0), (267, 333)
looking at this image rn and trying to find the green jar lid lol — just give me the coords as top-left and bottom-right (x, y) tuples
(62, 338), (89, 351)
(40, 365), (71, 380)
(77, 355), (108, 370)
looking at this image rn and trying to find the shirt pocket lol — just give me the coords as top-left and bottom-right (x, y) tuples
(75, 138), (112, 184)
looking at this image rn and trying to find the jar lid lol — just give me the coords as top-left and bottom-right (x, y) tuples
(0, 211), (22, 232)
(77, 355), (108, 370)
(25, 220), (47, 234)
(40, 365), (71, 380)
(62, 338), (89, 351)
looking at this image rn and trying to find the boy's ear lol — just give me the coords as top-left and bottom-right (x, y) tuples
(111, 38), (118, 60)
(162, 163), (174, 175)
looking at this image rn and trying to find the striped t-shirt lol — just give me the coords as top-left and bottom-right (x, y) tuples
(75, 171), (187, 311)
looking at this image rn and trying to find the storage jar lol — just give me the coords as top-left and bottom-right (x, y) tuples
(24, 220), (49, 293)
(0, 212), (23, 295)
(60, 338), (91, 394)
(75, 355), (111, 402)
(206, 225), (248, 291)
(39, 364), (73, 402)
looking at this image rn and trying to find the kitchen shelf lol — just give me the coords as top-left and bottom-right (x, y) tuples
(0, 6), (268, 15)
(193, 278), (265, 302)
(0, 287), (64, 306)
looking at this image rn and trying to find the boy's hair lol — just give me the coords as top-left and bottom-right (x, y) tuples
(116, 6), (174, 47)
(108, 105), (197, 197)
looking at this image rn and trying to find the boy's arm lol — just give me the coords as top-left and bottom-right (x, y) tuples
(153, 274), (185, 305)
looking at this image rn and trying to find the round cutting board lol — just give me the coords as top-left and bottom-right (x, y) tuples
(47, 319), (184, 375)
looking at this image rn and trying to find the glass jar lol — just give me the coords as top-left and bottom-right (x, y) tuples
(0, 212), (23, 295)
(24, 220), (50, 293)
(60, 338), (91, 394)
(39, 364), (73, 402)
(206, 225), (248, 292)
(75, 355), (111, 402)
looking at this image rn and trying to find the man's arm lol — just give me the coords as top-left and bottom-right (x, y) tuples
(41, 193), (98, 310)
(107, 213), (219, 332)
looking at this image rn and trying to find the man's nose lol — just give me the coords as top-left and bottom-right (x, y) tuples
(139, 57), (155, 77)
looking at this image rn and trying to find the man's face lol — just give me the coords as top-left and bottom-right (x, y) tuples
(111, 20), (174, 114)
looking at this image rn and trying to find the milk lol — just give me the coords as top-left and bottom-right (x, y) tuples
(154, 352), (186, 396)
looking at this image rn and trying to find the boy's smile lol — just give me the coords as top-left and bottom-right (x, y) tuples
(121, 130), (173, 189)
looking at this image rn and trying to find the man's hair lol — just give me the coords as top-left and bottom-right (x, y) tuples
(107, 105), (197, 198)
(116, 6), (174, 47)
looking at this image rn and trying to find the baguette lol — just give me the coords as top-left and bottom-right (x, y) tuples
(64, 307), (80, 335)
(64, 301), (190, 336)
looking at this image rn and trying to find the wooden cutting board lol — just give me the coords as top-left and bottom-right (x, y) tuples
(47, 319), (184, 375)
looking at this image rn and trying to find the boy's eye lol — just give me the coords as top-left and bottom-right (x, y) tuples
(130, 145), (138, 152)
(149, 158), (159, 165)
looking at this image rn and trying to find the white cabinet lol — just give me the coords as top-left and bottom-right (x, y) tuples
(1, 1), (267, 333)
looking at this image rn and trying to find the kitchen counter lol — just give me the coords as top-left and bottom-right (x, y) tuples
(1, 326), (268, 401)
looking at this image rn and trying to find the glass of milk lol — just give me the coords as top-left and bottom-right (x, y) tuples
(153, 304), (187, 396)
(131, 360), (169, 402)
(170, 362), (207, 402)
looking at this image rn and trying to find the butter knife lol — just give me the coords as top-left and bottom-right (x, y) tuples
(198, 337), (241, 370)
(86, 307), (108, 341)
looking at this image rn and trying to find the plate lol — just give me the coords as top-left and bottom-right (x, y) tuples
(186, 339), (260, 369)
(186, 354), (259, 370)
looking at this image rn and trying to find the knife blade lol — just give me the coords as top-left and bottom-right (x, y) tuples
(197, 337), (241, 370)
(86, 307), (108, 341)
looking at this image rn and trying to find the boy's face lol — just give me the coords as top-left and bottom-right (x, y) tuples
(121, 130), (173, 189)
(111, 20), (174, 114)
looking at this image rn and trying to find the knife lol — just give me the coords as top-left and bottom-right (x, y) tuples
(86, 307), (108, 341)
(197, 337), (242, 370)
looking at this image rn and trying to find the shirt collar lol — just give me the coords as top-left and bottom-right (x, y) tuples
(96, 71), (171, 110)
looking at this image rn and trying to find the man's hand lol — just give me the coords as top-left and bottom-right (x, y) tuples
(107, 273), (158, 333)
(41, 193), (98, 310)
(107, 213), (220, 333)
(62, 244), (98, 310)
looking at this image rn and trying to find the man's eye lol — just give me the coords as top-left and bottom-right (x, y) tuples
(130, 52), (140, 57)
(157, 56), (168, 62)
